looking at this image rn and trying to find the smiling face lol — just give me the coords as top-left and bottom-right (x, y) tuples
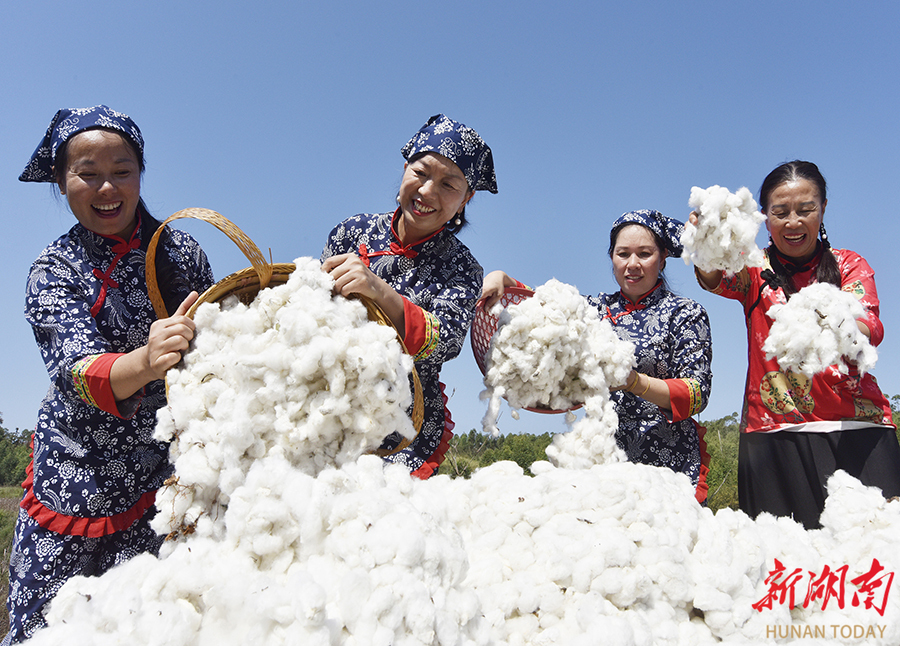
(764, 178), (826, 262)
(396, 152), (473, 245)
(57, 129), (142, 239)
(611, 224), (665, 301)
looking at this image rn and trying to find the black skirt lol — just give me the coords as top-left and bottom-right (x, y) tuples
(738, 427), (900, 530)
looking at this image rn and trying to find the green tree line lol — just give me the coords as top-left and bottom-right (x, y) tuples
(0, 416), (29, 488)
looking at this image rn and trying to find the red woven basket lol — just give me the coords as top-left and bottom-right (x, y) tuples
(470, 286), (582, 415)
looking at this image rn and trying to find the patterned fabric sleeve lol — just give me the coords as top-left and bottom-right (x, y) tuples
(702, 265), (754, 309)
(321, 218), (357, 259)
(838, 250), (884, 346)
(26, 252), (120, 407)
(663, 300), (713, 423)
(407, 269), (482, 367)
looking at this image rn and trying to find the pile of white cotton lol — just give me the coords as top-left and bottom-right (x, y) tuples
(152, 257), (416, 540)
(682, 185), (765, 274)
(763, 282), (878, 377)
(479, 279), (634, 452)
(30, 460), (900, 646)
(22, 262), (900, 646)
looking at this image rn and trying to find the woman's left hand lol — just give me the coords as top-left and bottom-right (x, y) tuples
(479, 270), (516, 310)
(610, 369), (639, 392)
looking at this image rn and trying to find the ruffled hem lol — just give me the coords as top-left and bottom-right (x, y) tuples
(411, 381), (455, 480)
(20, 458), (156, 538)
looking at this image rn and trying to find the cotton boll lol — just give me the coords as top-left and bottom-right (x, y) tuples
(763, 282), (878, 377)
(682, 185), (765, 274)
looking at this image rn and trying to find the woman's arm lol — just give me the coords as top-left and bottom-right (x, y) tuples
(614, 369), (674, 410)
(614, 300), (713, 419)
(837, 250), (883, 346)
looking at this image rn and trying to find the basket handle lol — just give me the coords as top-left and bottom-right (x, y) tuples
(146, 208), (273, 319)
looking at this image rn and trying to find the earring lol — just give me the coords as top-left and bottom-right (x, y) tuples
(819, 223), (830, 247)
(454, 217), (461, 226)
(396, 194), (401, 204)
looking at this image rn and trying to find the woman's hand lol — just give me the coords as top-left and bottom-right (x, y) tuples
(688, 211), (725, 290)
(322, 253), (387, 302)
(610, 368), (672, 410)
(609, 369), (639, 392)
(479, 270), (516, 310)
(110, 291), (199, 401)
(146, 291), (200, 377)
(321, 253), (406, 331)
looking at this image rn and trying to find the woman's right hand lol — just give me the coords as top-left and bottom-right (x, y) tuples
(479, 270), (516, 310)
(110, 291), (199, 401)
(321, 253), (406, 331)
(146, 291), (199, 378)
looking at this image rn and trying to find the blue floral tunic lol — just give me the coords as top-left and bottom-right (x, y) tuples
(4, 212), (213, 643)
(322, 210), (483, 478)
(587, 282), (712, 496)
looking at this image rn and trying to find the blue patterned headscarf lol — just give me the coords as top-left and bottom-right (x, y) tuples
(401, 114), (498, 194)
(19, 105), (144, 183)
(610, 210), (684, 257)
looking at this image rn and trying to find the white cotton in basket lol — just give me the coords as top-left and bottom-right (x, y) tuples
(682, 185), (765, 274)
(479, 279), (633, 440)
(152, 256), (416, 539)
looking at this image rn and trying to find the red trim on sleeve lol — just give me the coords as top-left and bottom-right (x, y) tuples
(411, 382), (455, 480)
(665, 378), (692, 423)
(402, 297), (427, 356)
(82, 353), (126, 416)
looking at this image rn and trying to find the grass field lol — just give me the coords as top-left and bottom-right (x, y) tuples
(0, 486), (22, 637)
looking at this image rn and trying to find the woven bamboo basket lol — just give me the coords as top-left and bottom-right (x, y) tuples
(145, 207), (423, 456)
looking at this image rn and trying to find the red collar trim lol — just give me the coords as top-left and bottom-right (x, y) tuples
(604, 282), (662, 325)
(358, 209), (445, 267)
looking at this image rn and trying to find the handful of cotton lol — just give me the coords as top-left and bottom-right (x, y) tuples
(480, 279), (634, 445)
(763, 282), (877, 377)
(153, 257), (416, 539)
(682, 185), (765, 274)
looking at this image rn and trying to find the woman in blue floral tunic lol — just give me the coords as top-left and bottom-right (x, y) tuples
(322, 114), (497, 479)
(482, 210), (712, 502)
(4, 106), (214, 643)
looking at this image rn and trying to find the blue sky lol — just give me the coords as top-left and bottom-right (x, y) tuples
(2, 1), (899, 438)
